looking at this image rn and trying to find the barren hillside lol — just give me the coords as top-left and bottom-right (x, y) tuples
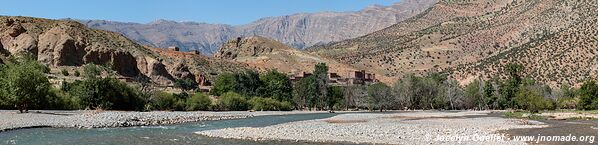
(309, 0), (598, 87)
(214, 36), (393, 83)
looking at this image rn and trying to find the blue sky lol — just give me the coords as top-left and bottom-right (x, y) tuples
(1, 0), (402, 25)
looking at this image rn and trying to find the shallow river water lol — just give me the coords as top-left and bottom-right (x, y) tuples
(0, 113), (339, 145)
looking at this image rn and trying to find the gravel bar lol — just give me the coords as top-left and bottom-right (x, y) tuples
(0, 110), (324, 132)
(196, 111), (548, 145)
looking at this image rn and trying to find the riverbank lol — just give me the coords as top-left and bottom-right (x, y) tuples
(0, 110), (326, 132)
(196, 111), (547, 144)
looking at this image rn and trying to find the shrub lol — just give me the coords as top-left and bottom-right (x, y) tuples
(67, 77), (144, 110)
(216, 92), (248, 111)
(46, 88), (81, 110)
(210, 73), (238, 96)
(578, 80), (598, 110)
(64, 64), (145, 111)
(0, 56), (52, 112)
(175, 78), (198, 91)
(150, 91), (177, 110)
(61, 69), (69, 76)
(327, 86), (345, 110)
(174, 99), (186, 111)
(249, 97), (292, 111)
(186, 93), (212, 111)
(514, 87), (553, 113)
(74, 70), (80, 77)
(367, 83), (392, 111)
(557, 97), (578, 109)
(259, 70), (292, 101)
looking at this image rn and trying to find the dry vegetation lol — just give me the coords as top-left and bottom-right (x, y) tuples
(309, 0), (598, 87)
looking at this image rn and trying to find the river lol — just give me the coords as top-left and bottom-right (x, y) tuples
(0, 113), (340, 145)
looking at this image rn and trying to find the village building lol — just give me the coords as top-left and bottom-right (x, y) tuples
(167, 46), (180, 51)
(289, 70), (378, 85)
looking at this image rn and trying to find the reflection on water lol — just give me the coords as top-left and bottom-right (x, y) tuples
(0, 113), (338, 145)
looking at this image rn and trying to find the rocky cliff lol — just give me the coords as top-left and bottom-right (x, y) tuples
(0, 16), (247, 86)
(79, 0), (438, 54)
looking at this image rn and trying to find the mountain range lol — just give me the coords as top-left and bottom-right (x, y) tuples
(77, 0), (438, 54)
(1, 0), (597, 88)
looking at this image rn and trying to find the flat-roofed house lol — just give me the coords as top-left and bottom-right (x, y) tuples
(167, 46), (180, 51)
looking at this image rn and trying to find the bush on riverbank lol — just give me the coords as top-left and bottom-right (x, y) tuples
(0, 56), (52, 112)
(186, 93), (212, 111)
(248, 97), (292, 111)
(578, 80), (598, 110)
(148, 91), (178, 110)
(63, 64), (145, 111)
(216, 92), (248, 111)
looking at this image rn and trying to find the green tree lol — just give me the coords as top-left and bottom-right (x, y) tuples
(83, 64), (103, 79)
(327, 86), (345, 110)
(578, 80), (598, 110)
(185, 93), (212, 111)
(235, 70), (262, 97)
(0, 56), (51, 113)
(367, 83), (392, 112)
(313, 63), (329, 110)
(259, 70), (293, 101)
(216, 92), (248, 111)
(465, 80), (483, 109)
(66, 64), (144, 110)
(501, 63), (524, 108)
(149, 91), (177, 110)
(210, 73), (238, 96)
(483, 81), (496, 109)
(293, 76), (318, 110)
(515, 86), (553, 113)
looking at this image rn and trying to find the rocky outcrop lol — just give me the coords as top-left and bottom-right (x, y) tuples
(0, 16), (247, 86)
(214, 36), (279, 59)
(5, 19), (26, 37)
(166, 62), (196, 81)
(1, 20), (37, 56)
(136, 56), (175, 85)
(38, 26), (86, 66)
(80, 0), (438, 54)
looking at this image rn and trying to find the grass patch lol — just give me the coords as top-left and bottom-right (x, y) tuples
(504, 111), (546, 120)
(544, 110), (598, 114)
(565, 117), (598, 121)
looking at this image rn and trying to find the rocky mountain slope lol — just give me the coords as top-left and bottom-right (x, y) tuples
(309, 0), (598, 87)
(213, 36), (393, 83)
(79, 0), (438, 54)
(0, 16), (247, 86)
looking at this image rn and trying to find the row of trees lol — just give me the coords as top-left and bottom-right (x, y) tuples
(206, 62), (598, 112)
(1, 55), (596, 112)
(209, 63), (345, 111)
(363, 64), (598, 112)
(0, 56), (225, 112)
(209, 69), (303, 111)
(0, 56), (155, 112)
